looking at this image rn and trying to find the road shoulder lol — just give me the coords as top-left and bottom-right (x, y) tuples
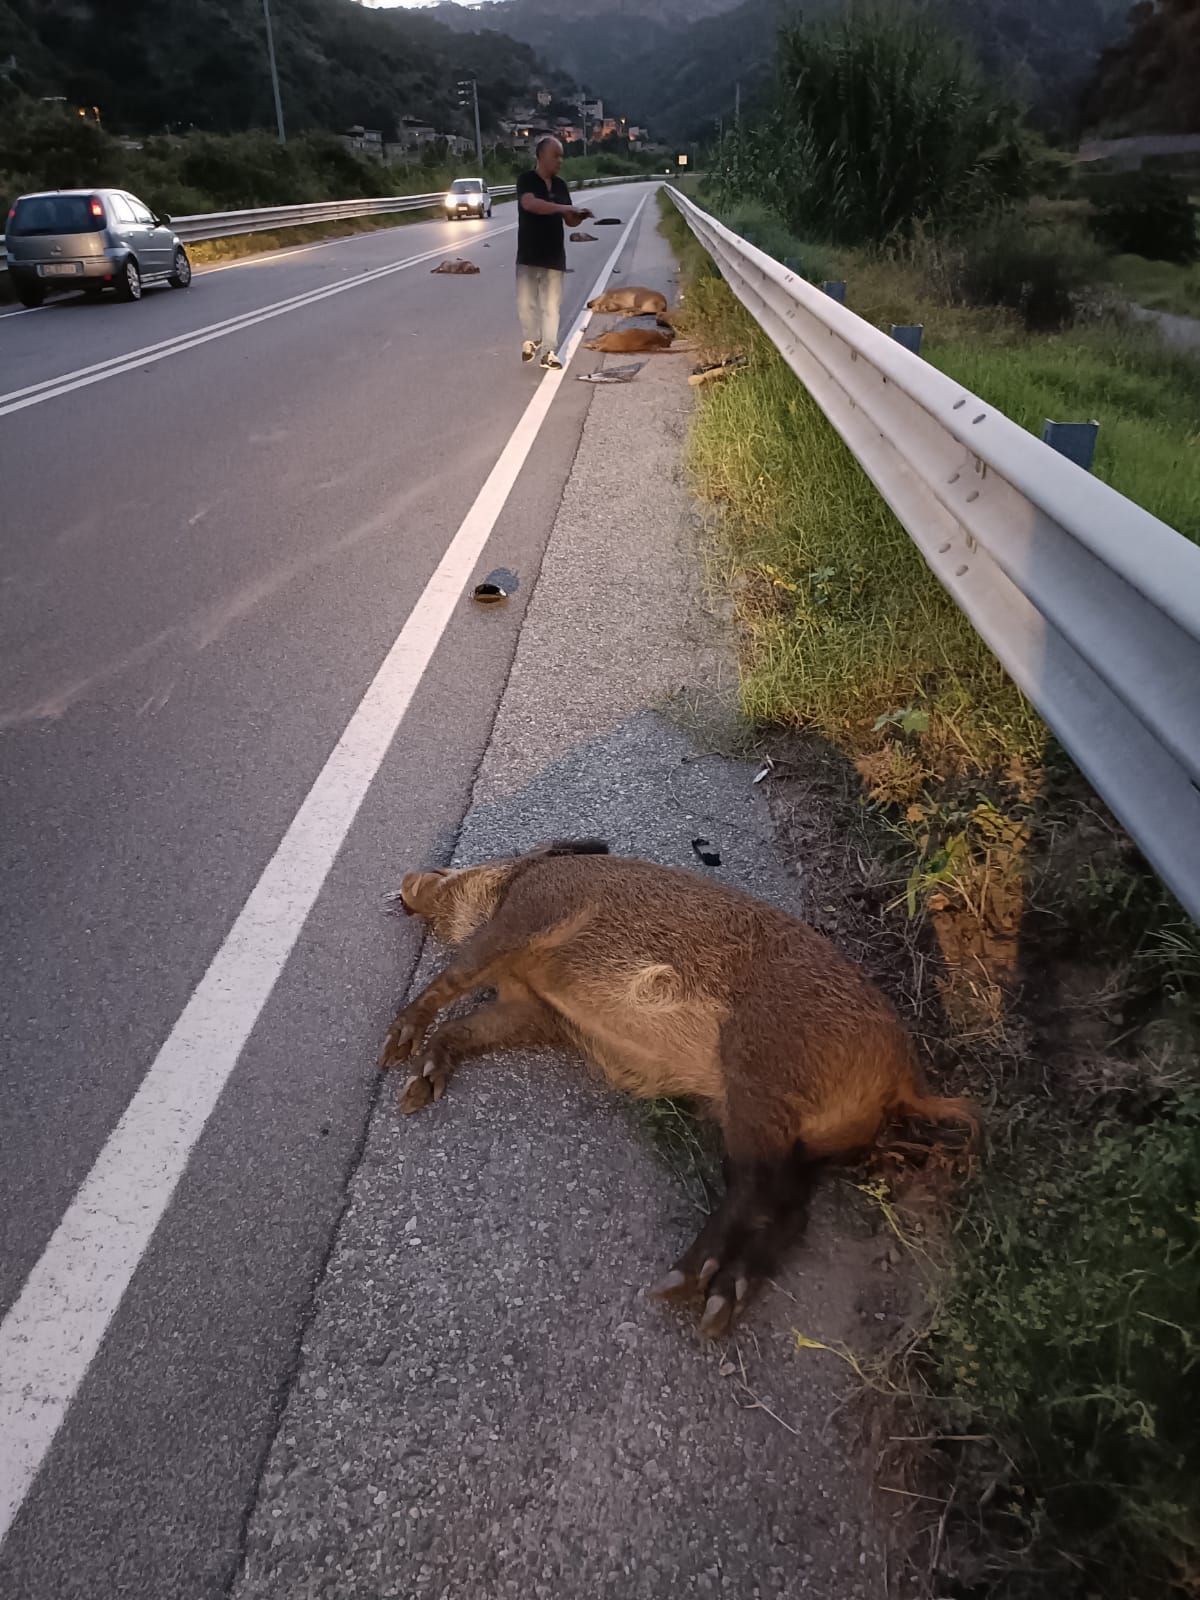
(232, 212), (887, 1600)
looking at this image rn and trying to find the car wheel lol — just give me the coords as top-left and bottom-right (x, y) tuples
(168, 246), (192, 289)
(116, 257), (142, 302)
(16, 281), (45, 309)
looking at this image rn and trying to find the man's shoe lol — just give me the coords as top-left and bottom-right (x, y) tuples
(540, 350), (563, 370)
(521, 340), (540, 363)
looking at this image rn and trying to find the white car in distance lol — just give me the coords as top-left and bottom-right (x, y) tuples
(444, 178), (492, 220)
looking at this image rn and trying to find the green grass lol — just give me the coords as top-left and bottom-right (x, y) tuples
(930, 1098), (1200, 1597)
(660, 188), (1200, 1598)
(660, 196), (1041, 774)
(928, 329), (1200, 542)
(1109, 252), (1200, 318)
(628, 1097), (722, 1213)
(676, 197), (1200, 547)
(687, 308), (1041, 773)
(701, 198), (839, 284)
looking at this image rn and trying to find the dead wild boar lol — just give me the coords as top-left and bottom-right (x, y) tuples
(380, 840), (975, 1337)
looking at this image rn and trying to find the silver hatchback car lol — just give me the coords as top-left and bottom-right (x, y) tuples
(4, 188), (192, 308)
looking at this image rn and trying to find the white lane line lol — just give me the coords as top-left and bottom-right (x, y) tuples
(195, 211), (503, 278)
(0, 225), (515, 418)
(0, 208), (513, 316)
(0, 181), (640, 321)
(0, 235), (383, 317)
(0, 195), (646, 1546)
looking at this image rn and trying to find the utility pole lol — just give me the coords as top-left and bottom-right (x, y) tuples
(262, 0), (286, 144)
(457, 78), (483, 173)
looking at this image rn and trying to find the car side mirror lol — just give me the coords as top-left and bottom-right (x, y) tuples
(156, 213), (172, 226)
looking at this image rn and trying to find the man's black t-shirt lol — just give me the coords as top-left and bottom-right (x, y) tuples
(516, 169), (572, 272)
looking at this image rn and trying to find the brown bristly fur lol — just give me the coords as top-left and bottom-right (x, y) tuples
(584, 328), (676, 354)
(587, 286), (669, 317)
(380, 841), (977, 1337)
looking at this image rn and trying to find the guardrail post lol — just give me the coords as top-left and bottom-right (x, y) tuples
(822, 280), (846, 303)
(1042, 420), (1099, 471)
(784, 255), (802, 275)
(890, 323), (923, 354)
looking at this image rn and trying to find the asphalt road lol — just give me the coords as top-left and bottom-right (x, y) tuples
(0, 187), (657, 1599)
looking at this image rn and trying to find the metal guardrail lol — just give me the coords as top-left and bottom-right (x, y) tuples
(666, 186), (1200, 921)
(171, 172), (647, 244)
(171, 188), (512, 242)
(0, 173), (651, 286)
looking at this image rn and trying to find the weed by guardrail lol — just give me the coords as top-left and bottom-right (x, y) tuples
(659, 188), (1200, 1600)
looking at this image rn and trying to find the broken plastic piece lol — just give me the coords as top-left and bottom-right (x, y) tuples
(691, 838), (722, 867)
(577, 361), (646, 384)
(688, 354), (749, 388)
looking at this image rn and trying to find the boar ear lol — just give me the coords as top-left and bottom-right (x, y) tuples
(396, 869), (451, 911)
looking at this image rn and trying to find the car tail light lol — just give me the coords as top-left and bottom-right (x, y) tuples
(89, 198), (104, 218)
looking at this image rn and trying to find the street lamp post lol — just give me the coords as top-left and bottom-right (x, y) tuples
(457, 78), (483, 173)
(262, 0), (286, 145)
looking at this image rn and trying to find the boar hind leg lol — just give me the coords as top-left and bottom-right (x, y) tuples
(398, 987), (568, 1114)
(651, 1145), (816, 1339)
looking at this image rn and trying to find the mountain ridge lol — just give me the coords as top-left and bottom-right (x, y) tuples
(0, 0), (569, 138)
(429, 0), (1131, 141)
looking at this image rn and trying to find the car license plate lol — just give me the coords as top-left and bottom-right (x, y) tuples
(40, 263), (81, 277)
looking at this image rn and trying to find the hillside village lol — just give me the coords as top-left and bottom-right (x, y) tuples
(343, 87), (655, 166)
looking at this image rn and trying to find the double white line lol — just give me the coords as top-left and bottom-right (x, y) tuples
(0, 225), (515, 421)
(0, 192), (649, 1547)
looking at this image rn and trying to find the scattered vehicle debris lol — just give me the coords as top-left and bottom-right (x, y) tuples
(472, 567), (518, 604)
(585, 328), (677, 353)
(691, 837), (722, 867)
(577, 361), (647, 384)
(688, 354), (749, 387)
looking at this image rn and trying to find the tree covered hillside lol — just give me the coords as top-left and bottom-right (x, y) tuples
(430, 0), (1130, 141)
(0, 0), (565, 138)
(1080, 0), (1200, 134)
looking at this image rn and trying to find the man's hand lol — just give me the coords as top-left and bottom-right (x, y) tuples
(565, 207), (592, 228)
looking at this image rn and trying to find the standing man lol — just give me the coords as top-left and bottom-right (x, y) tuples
(515, 136), (592, 370)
